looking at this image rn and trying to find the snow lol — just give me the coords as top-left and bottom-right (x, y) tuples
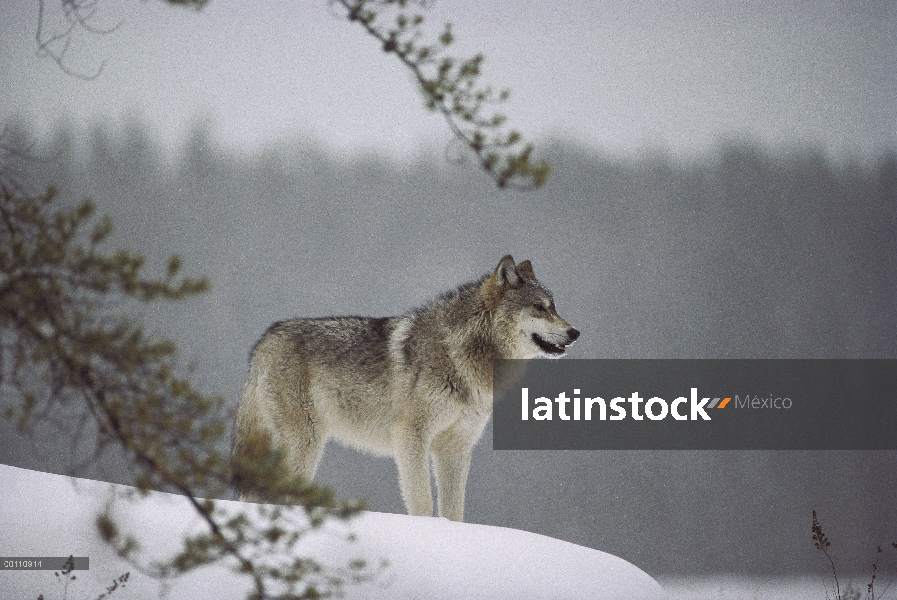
(660, 576), (855, 600)
(0, 463), (667, 599)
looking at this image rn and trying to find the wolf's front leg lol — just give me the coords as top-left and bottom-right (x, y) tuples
(432, 430), (473, 522)
(393, 429), (434, 517)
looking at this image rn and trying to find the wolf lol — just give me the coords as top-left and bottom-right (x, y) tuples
(232, 255), (579, 521)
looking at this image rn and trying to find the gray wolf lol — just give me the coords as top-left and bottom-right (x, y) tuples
(232, 255), (579, 521)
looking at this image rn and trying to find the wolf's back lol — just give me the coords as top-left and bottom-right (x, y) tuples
(246, 316), (405, 381)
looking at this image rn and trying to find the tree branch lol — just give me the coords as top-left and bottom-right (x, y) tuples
(331, 0), (549, 189)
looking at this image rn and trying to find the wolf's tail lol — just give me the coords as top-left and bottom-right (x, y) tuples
(230, 362), (265, 500)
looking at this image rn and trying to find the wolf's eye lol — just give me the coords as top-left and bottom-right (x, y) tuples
(533, 304), (547, 312)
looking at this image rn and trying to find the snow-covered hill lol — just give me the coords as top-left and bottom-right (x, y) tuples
(0, 463), (665, 599)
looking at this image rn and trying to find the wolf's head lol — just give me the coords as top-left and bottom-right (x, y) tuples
(483, 255), (580, 359)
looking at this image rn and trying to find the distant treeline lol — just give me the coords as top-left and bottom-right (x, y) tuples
(10, 119), (895, 362)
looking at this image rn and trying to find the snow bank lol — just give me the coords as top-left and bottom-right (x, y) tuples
(0, 464), (666, 599)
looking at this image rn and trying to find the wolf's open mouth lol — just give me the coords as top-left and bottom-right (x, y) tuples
(532, 333), (567, 355)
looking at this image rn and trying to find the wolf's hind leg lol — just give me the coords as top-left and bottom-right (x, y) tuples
(238, 361), (327, 500)
(431, 427), (473, 522)
(282, 424), (326, 482)
(233, 414), (325, 502)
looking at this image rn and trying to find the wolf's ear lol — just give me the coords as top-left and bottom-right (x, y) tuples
(494, 254), (523, 288)
(517, 260), (535, 280)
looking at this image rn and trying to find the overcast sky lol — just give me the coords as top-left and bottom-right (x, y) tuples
(1, 0), (895, 159)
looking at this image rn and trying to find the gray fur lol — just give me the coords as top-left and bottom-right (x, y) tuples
(232, 255), (579, 521)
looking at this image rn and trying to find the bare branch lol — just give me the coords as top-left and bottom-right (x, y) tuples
(32, 0), (549, 187)
(34, 0), (114, 79)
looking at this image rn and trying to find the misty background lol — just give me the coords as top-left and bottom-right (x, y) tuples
(2, 0), (895, 159)
(1, 119), (894, 578)
(1, 0), (896, 584)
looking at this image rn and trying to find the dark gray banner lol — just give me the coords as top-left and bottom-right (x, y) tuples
(492, 360), (897, 450)
(0, 557), (89, 570)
